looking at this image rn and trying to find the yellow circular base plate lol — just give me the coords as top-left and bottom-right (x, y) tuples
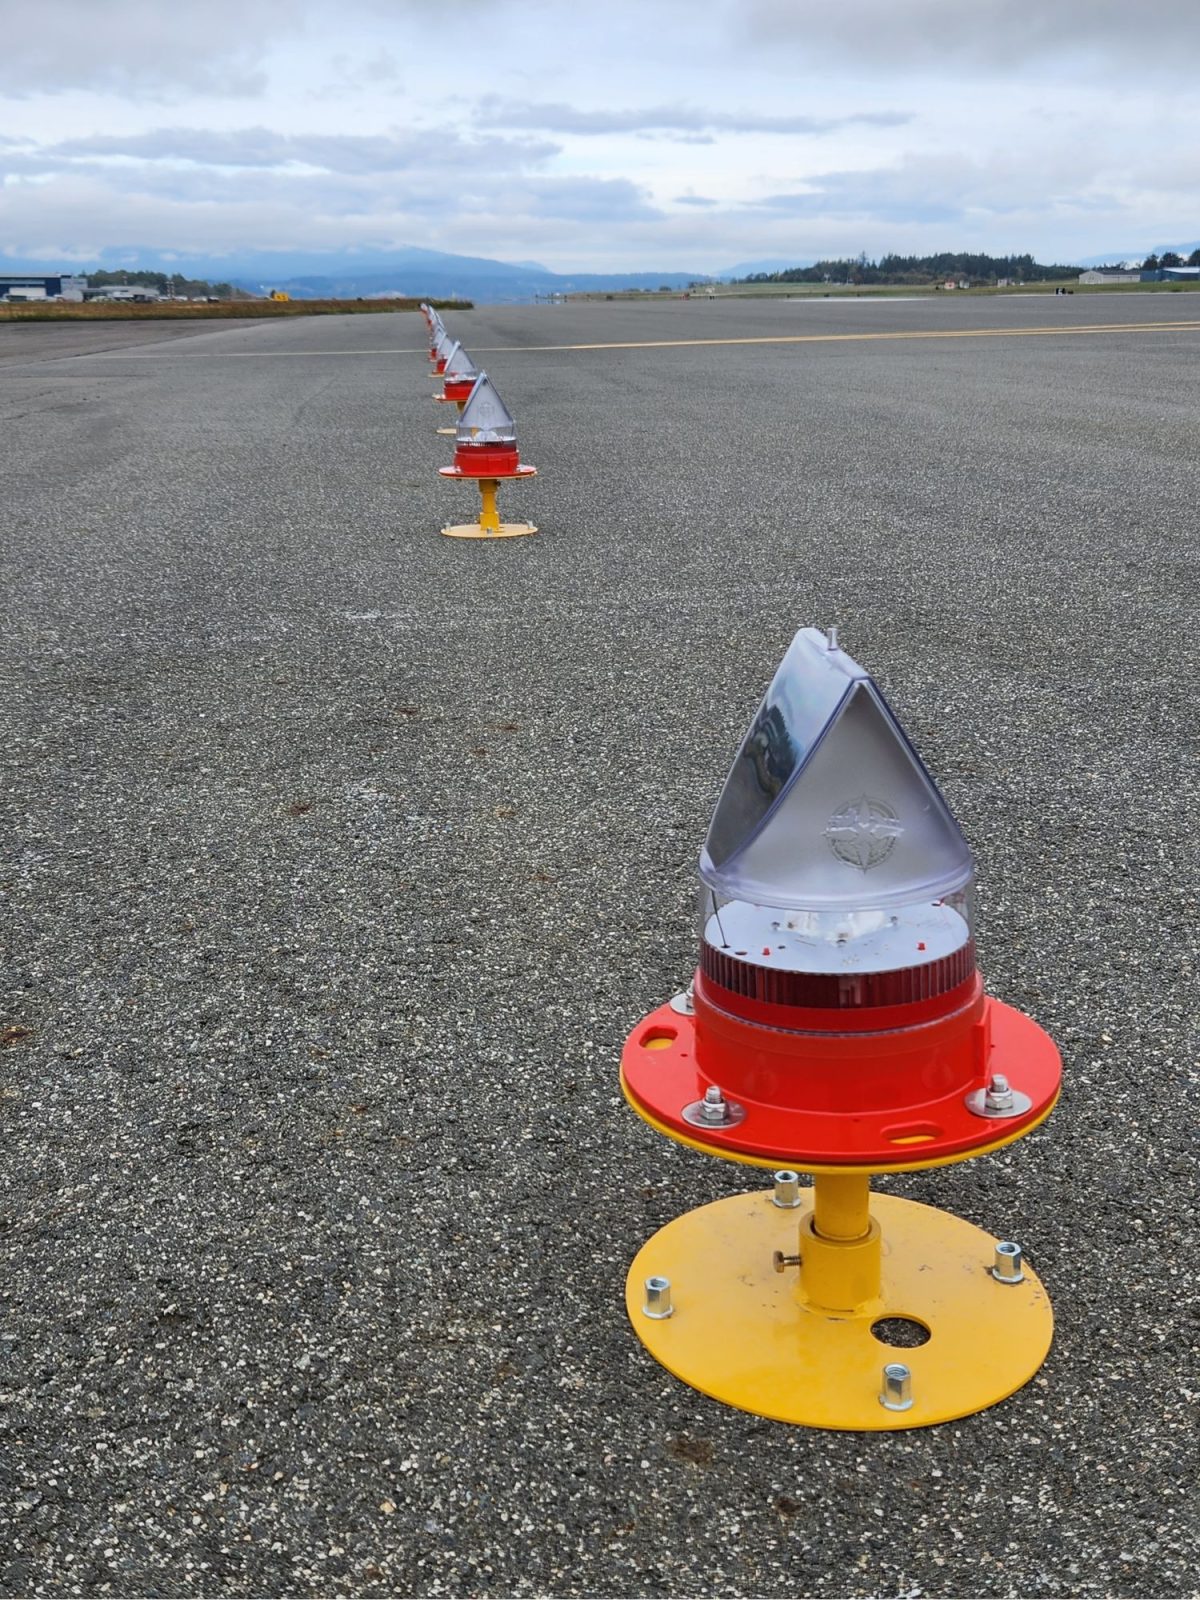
(626, 1189), (1052, 1430)
(441, 522), (538, 540)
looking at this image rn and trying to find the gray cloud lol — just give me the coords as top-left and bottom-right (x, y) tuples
(0, 161), (1170, 276)
(474, 96), (912, 136)
(310, 49), (403, 99)
(520, 176), (664, 223)
(0, 134), (663, 254)
(636, 131), (716, 146)
(0, 0), (282, 96)
(747, 150), (1132, 229)
(741, 0), (1200, 74)
(752, 187), (967, 227)
(2, 132), (1183, 269)
(44, 126), (558, 177)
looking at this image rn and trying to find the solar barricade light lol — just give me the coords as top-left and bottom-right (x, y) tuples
(430, 325), (454, 373)
(620, 627), (1061, 1430)
(438, 373), (537, 541)
(431, 326), (456, 375)
(434, 342), (481, 435)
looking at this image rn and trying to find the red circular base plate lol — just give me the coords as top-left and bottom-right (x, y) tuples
(438, 463), (538, 481)
(621, 996), (1060, 1168)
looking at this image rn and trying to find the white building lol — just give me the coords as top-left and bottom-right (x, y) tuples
(89, 285), (161, 302)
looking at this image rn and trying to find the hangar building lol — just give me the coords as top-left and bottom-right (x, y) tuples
(0, 273), (88, 301)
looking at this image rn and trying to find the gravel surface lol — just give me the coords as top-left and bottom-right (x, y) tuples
(1, 296), (1197, 1598)
(0, 320), (267, 366)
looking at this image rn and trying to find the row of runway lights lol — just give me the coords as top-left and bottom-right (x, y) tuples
(420, 303), (538, 542)
(417, 303), (1063, 1434)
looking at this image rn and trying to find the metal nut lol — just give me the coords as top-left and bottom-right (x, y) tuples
(701, 1086), (726, 1123)
(965, 1074), (1033, 1120)
(992, 1240), (1026, 1284)
(772, 1170), (802, 1209)
(985, 1073), (1015, 1111)
(681, 1085), (746, 1130)
(880, 1362), (914, 1412)
(642, 1275), (674, 1319)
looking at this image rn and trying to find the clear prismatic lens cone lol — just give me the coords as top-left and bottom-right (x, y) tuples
(701, 628), (973, 913)
(443, 343), (479, 381)
(457, 373), (517, 444)
(433, 328), (455, 359)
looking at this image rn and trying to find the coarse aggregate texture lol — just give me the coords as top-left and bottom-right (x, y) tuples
(0, 320), (266, 366)
(0, 295), (1197, 1599)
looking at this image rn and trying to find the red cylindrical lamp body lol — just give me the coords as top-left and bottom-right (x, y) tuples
(620, 628), (1061, 1169)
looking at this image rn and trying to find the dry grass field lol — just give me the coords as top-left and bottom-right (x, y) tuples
(0, 296), (467, 322)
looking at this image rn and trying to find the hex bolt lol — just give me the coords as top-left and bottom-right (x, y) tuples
(964, 1074), (1031, 1121)
(992, 1240), (1026, 1284)
(985, 1073), (1015, 1112)
(642, 1275), (674, 1320)
(880, 1362), (914, 1412)
(699, 1085), (728, 1125)
(681, 1087), (745, 1131)
(772, 1170), (802, 1209)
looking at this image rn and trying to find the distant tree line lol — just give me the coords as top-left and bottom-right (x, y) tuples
(85, 269), (244, 299)
(736, 253), (1083, 286)
(737, 247), (1200, 286)
(1134, 250), (1200, 269)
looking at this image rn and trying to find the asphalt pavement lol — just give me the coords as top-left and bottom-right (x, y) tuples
(1, 293), (1197, 1597)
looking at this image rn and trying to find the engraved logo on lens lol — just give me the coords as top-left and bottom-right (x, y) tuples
(825, 796), (903, 871)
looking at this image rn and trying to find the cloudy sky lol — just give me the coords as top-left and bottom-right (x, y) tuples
(2, 0), (1198, 273)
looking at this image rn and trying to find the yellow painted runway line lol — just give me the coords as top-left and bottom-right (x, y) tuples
(472, 320), (1200, 353)
(73, 319), (1200, 358)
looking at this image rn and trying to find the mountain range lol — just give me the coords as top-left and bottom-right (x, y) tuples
(5, 245), (711, 303)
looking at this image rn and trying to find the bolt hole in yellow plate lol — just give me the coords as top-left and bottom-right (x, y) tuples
(871, 1315), (931, 1347)
(626, 1189), (1052, 1430)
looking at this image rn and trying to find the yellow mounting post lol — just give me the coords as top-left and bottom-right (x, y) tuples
(436, 396), (468, 436)
(478, 478), (500, 533)
(442, 477), (538, 541)
(626, 1170), (1053, 1430)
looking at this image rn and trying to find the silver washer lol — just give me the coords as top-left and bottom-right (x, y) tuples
(681, 1095), (747, 1130)
(668, 986), (695, 1016)
(965, 1084), (1033, 1119)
